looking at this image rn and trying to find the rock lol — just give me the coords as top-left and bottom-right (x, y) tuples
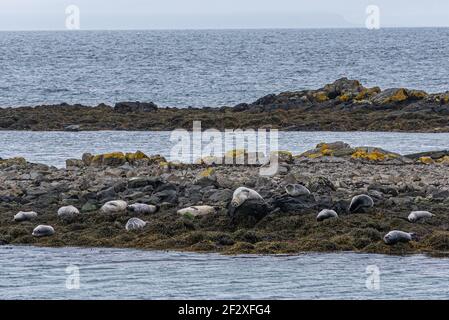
(207, 189), (233, 204)
(308, 176), (336, 193)
(114, 101), (158, 113)
(81, 201), (98, 213)
(66, 159), (84, 168)
(371, 88), (427, 105)
(177, 205), (215, 217)
(272, 194), (316, 212)
(368, 184), (399, 197)
(228, 198), (270, 224)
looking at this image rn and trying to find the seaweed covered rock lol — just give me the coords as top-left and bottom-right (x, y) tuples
(114, 101), (158, 113)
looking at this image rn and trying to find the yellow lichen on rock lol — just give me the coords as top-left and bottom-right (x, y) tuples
(125, 150), (149, 162)
(313, 91), (329, 102)
(351, 148), (398, 161)
(338, 94), (351, 102)
(385, 88), (408, 103)
(354, 87), (381, 101)
(436, 156), (449, 164)
(418, 156), (434, 164)
(225, 149), (246, 158)
(199, 167), (215, 177)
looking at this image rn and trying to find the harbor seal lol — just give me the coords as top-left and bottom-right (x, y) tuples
(383, 230), (418, 245)
(32, 225), (55, 237)
(285, 184), (311, 197)
(348, 194), (374, 213)
(408, 211), (434, 223)
(125, 218), (147, 231)
(177, 205), (215, 217)
(14, 211), (38, 222)
(100, 200), (128, 214)
(127, 203), (158, 215)
(57, 205), (80, 219)
(316, 209), (338, 222)
(231, 187), (263, 208)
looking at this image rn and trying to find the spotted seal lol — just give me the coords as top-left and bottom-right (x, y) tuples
(316, 209), (338, 222)
(348, 194), (374, 213)
(177, 205), (215, 217)
(100, 200), (128, 214)
(125, 218), (147, 231)
(383, 230), (418, 245)
(231, 187), (263, 208)
(57, 205), (80, 219)
(32, 225), (55, 237)
(14, 211), (38, 222)
(408, 211), (434, 223)
(285, 184), (311, 197)
(127, 203), (158, 215)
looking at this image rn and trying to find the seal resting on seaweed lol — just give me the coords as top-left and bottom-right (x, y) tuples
(57, 205), (80, 219)
(32, 225), (55, 237)
(127, 203), (158, 215)
(408, 211), (434, 223)
(348, 194), (374, 213)
(383, 230), (418, 245)
(14, 211), (38, 222)
(100, 200), (128, 214)
(125, 218), (147, 231)
(316, 209), (338, 222)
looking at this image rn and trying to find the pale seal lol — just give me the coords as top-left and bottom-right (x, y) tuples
(177, 205), (215, 217)
(100, 200), (128, 214)
(125, 218), (147, 231)
(127, 203), (158, 215)
(316, 209), (338, 222)
(348, 194), (374, 213)
(285, 184), (311, 197)
(57, 205), (80, 219)
(408, 211), (434, 223)
(383, 230), (418, 245)
(14, 211), (38, 222)
(231, 187), (263, 208)
(32, 225), (55, 237)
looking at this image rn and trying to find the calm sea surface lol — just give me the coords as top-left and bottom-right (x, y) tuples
(1, 28), (449, 107)
(0, 246), (448, 300)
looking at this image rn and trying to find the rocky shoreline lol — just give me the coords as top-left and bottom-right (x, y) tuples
(1, 142), (449, 256)
(1, 78), (449, 132)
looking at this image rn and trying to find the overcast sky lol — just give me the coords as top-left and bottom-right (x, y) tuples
(1, 0), (449, 30)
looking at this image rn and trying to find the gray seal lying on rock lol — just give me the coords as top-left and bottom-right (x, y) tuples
(231, 187), (263, 208)
(14, 211), (38, 222)
(349, 194), (374, 213)
(285, 184), (311, 197)
(383, 230), (418, 245)
(127, 203), (158, 215)
(100, 200), (128, 214)
(125, 218), (147, 231)
(177, 206), (215, 217)
(32, 225), (55, 237)
(316, 209), (338, 222)
(57, 205), (80, 219)
(408, 211), (434, 223)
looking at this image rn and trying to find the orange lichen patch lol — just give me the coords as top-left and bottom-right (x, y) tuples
(354, 87), (381, 101)
(418, 156), (434, 165)
(313, 91), (329, 102)
(385, 88), (408, 103)
(199, 167), (215, 177)
(351, 148), (398, 161)
(436, 156), (449, 164)
(338, 94), (352, 102)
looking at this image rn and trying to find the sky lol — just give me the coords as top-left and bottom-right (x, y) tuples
(0, 0), (449, 30)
